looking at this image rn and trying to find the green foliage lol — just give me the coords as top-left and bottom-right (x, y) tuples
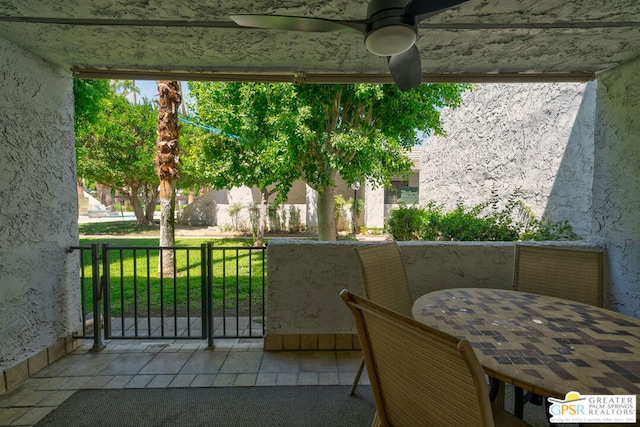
(386, 197), (579, 242)
(73, 79), (112, 133)
(228, 203), (244, 231)
(188, 82), (300, 204)
(360, 227), (385, 235)
(74, 79), (160, 224)
(288, 205), (302, 233)
(521, 218), (578, 241)
(384, 203), (429, 241)
(334, 194), (349, 227)
(188, 81), (471, 240)
(267, 204), (282, 232)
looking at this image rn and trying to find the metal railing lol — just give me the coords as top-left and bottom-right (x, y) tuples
(70, 242), (266, 349)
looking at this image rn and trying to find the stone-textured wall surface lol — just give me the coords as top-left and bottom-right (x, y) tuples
(177, 190), (217, 226)
(266, 240), (516, 335)
(594, 57), (640, 317)
(420, 82), (596, 238)
(0, 37), (80, 370)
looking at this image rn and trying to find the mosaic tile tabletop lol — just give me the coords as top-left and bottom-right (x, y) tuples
(412, 288), (640, 399)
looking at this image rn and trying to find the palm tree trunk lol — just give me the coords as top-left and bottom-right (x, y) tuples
(155, 80), (181, 275)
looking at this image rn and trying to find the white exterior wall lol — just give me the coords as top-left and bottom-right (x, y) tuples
(364, 183), (384, 229)
(593, 57), (640, 316)
(0, 37), (80, 370)
(420, 83), (596, 238)
(416, 79), (640, 316)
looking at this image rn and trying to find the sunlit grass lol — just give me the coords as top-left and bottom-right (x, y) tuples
(77, 237), (265, 316)
(79, 221), (159, 236)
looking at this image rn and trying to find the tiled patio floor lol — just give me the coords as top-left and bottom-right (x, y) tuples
(0, 339), (367, 427)
(0, 338), (553, 427)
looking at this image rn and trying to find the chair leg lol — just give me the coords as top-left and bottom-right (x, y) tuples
(350, 358), (366, 396)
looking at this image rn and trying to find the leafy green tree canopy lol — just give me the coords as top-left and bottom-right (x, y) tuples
(188, 81), (471, 240)
(74, 79), (159, 224)
(188, 82), (300, 203)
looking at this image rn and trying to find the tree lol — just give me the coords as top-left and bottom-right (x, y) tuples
(155, 81), (182, 275)
(293, 83), (471, 240)
(189, 82), (471, 241)
(74, 79), (159, 224)
(188, 82), (300, 245)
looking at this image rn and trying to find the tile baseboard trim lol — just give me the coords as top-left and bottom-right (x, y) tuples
(1, 335), (83, 394)
(264, 333), (360, 351)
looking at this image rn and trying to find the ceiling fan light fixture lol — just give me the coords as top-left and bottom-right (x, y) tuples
(365, 24), (416, 56)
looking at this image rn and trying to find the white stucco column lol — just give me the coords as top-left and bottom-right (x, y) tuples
(0, 36), (80, 371)
(593, 57), (640, 316)
(305, 184), (318, 231)
(364, 181), (385, 229)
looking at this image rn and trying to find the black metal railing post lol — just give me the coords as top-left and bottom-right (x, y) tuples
(261, 246), (266, 336)
(101, 243), (111, 340)
(90, 243), (105, 352)
(206, 242), (215, 349)
(200, 243), (208, 341)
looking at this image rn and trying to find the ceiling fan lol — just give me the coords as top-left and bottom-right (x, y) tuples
(231, 0), (469, 92)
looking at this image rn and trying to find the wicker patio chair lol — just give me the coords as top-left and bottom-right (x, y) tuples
(507, 243), (605, 417)
(513, 243), (605, 306)
(350, 242), (413, 395)
(340, 289), (529, 427)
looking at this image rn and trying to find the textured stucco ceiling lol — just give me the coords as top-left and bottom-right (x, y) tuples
(0, 0), (639, 83)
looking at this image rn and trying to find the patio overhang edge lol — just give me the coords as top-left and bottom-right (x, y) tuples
(71, 68), (596, 84)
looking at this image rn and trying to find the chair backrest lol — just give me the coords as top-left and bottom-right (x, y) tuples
(514, 243), (605, 307)
(340, 289), (495, 426)
(353, 242), (413, 317)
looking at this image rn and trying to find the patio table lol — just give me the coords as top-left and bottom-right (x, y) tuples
(411, 288), (640, 418)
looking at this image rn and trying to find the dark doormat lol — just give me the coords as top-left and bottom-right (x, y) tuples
(35, 385), (375, 427)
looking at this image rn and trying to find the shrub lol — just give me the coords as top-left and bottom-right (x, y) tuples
(288, 205), (302, 232)
(384, 203), (428, 241)
(228, 203), (243, 231)
(385, 196), (578, 242)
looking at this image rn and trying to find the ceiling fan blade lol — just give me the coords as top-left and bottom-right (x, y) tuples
(405, 0), (469, 21)
(230, 15), (364, 34)
(388, 45), (422, 92)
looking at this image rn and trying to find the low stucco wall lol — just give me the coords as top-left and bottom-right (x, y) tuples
(265, 240), (607, 350)
(265, 240), (515, 347)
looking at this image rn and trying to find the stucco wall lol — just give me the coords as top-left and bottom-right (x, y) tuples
(266, 240), (515, 335)
(593, 57), (640, 317)
(0, 37), (80, 370)
(266, 240), (609, 339)
(420, 82), (596, 238)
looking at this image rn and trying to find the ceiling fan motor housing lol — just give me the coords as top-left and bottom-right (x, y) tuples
(364, 15), (417, 56)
